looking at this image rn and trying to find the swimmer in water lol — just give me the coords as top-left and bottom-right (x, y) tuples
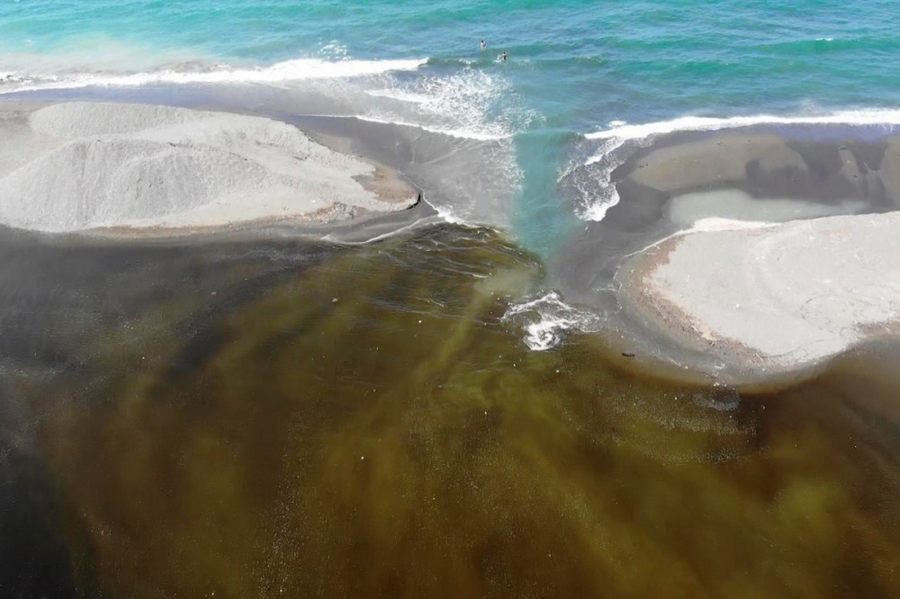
(498, 51), (508, 62)
(480, 39), (487, 50)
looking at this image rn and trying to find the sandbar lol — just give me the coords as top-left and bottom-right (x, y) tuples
(0, 101), (419, 235)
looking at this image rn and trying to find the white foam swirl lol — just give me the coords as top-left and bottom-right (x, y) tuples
(503, 292), (603, 351)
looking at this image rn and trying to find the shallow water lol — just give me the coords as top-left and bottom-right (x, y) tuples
(2, 226), (900, 597)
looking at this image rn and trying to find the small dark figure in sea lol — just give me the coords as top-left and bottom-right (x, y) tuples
(480, 39), (487, 50)
(498, 51), (508, 62)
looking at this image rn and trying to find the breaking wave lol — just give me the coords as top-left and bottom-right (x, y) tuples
(364, 68), (535, 141)
(0, 56), (428, 95)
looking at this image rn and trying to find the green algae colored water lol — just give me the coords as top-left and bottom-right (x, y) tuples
(2, 226), (899, 597)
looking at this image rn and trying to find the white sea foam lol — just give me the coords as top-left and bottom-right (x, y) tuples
(293, 70), (521, 141)
(308, 67), (525, 227)
(365, 89), (431, 104)
(431, 203), (469, 226)
(503, 291), (603, 351)
(352, 114), (509, 141)
(585, 109), (900, 142)
(318, 42), (351, 61)
(364, 68), (534, 142)
(576, 109), (900, 222)
(358, 69), (530, 225)
(572, 135), (633, 221)
(0, 57), (428, 95)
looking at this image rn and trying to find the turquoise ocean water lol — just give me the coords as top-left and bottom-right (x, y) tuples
(1, 0), (899, 252)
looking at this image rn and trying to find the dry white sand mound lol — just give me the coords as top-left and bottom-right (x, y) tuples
(620, 212), (900, 373)
(0, 102), (416, 233)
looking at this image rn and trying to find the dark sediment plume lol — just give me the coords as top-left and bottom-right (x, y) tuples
(1, 225), (900, 596)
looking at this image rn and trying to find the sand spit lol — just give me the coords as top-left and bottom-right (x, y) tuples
(619, 212), (900, 376)
(0, 102), (418, 233)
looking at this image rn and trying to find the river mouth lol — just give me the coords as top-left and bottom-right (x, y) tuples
(4, 2), (900, 595)
(2, 223), (900, 596)
(2, 86), (900, 597)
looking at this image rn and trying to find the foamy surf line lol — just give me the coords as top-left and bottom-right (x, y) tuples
(352, 114), (510, 141)
(365, 89), (431, 104)
(574, 109), (900, 222)
(585, 109), (900, 142)
(0, 57), (428, 95)
(298, 112), (511, 141)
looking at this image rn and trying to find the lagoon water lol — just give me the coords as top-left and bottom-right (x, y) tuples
(2, 1), (900, 596)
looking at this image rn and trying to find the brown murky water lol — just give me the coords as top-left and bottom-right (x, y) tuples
(1, 225), (899, 597)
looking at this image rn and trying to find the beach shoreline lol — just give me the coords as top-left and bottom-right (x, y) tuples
(6, 96), (900, 386)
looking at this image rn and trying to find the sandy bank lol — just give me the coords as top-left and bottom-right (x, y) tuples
(0, 102), (418, 234)
(619, 211), (900, 376)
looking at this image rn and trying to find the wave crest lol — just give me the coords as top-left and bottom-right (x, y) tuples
(0, 56), (428, 95)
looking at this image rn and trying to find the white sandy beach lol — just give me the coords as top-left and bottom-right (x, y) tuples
(0, 101), (418, 233)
